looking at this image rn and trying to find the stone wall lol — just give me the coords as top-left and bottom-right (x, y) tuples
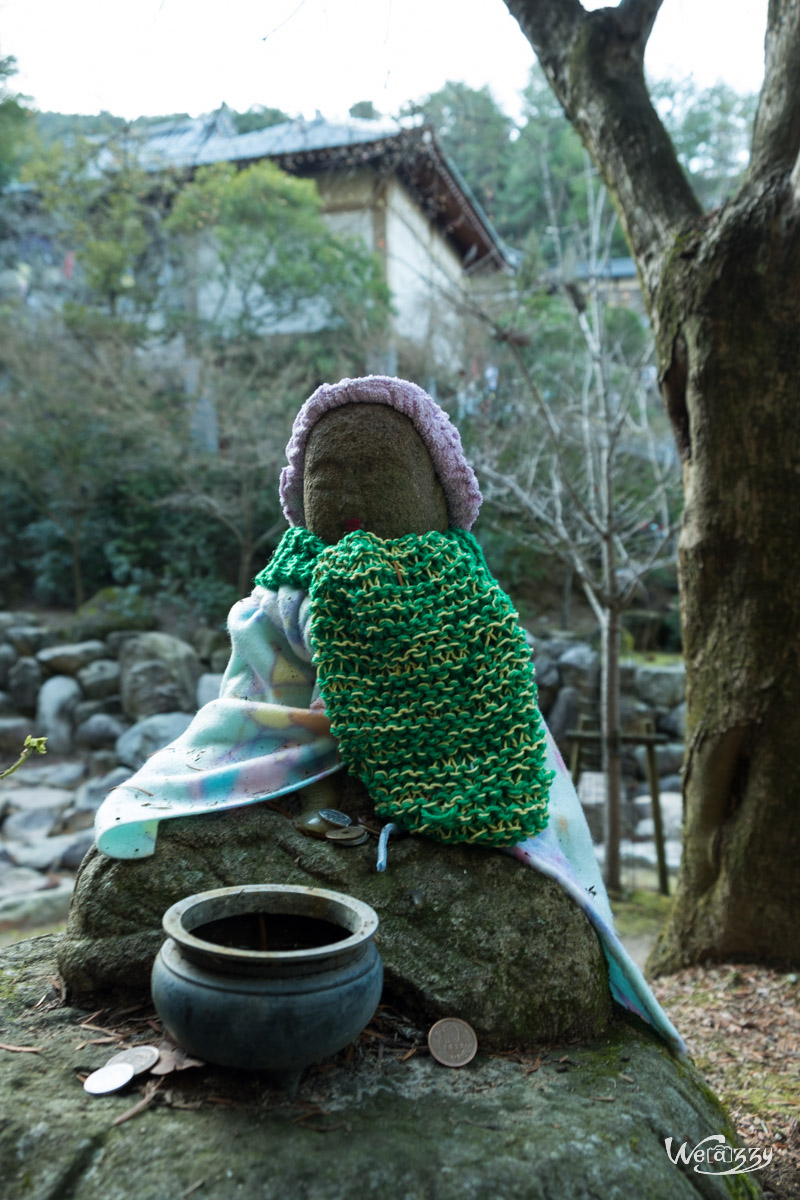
(0, 613), (687, 933)
(0, 612), (229, 933)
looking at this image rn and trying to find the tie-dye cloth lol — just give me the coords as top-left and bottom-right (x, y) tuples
(94, 583), (685, 1055)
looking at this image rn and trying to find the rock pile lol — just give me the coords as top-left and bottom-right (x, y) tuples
(0, 611), (227, 934)
(1, 612), (688, 936)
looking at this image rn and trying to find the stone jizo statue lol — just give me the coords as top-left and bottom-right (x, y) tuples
(61, 376), (683, 1056)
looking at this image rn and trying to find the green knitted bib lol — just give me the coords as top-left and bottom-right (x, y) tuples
(256, 526), (552, 846)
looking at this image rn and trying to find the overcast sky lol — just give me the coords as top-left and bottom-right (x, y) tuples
(0, 0), (769, 123)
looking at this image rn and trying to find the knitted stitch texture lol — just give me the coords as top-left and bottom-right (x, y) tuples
(257, 527), (552, 846)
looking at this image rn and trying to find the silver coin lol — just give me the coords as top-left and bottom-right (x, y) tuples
(325, 826), (368, 845)
(428, 1018), (478, 1067)
(317, 808), (352, 828)
(106, 1045), (161, 1075)
(83, 1061), (135, 1095)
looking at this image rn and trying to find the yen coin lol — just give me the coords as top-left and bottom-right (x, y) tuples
(325, 826), (368, 846)
(83, 1061), (135, 1095)
(317, 808), (352, 827)
(427, 1018), (478, 1067)
(106, 1045), (160, 1075)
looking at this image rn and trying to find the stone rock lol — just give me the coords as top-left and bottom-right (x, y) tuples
(8, 656), (43, 714)
(88, 749), (119, 774)
(7, 760), (85, 788)
(619, 658), (638, 692)
(192, 625), (231, 666)
(73, 698), (108, 725)
(557, 643), (600, 691)
(36, 675), (83, 754)
(0, 611), (38, 629)
(3, 785), (74, 812)
(635, 663), (686, 710)
(115, 712), (194, 769)
(58, 804), (612, 1048)
(0, 715), (35, 755)
(619, 696), (654, 734)
(70, 587), (155, 640)
(210, 645), (231, 673)
(36, 639), (107, 676)
(537, 635), (579, 660)
(658, 701), (688, 741)
(2, 935), (753, 1200)
(0, 642), (17, 687)
(76, 657), (121, 699)
(57, 831), (95, 871)
(105, 629), (141, 655)
(196, 672), (223, 708)
(531, 649), (559, 715)
(0, 690), (14, 716)
(596, 837), (683, 873)
(576, 771), (605, 842)
(3, 806), (62, 843)
(5, 625), (49, 656)
(547, 685), (580, 746)
(0, 881), (74, 931)
(634, 792), (684, 841)
(0, 862), (48, 896)
(75, 712), (128, 750)
(5, 834), (84, 871)
(69, 767), (134, 824)
(119, 632), (201, 720)
(634, 742), (685, 780)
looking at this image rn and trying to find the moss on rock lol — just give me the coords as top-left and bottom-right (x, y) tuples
(58, 801), (611, 1047)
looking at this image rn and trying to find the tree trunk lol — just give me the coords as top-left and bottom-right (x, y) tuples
(505, 0), (800, 970)
(649, 179), (800, 970)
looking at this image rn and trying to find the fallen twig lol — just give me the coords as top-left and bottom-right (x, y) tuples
(112, 1079), (162, 1126)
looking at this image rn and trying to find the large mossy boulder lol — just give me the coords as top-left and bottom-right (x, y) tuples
(58, 799), (611, 1048)
(2, 937), (761, 1200)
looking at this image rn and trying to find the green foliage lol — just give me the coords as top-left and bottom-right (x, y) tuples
(232, 105), (290, 134)
(0, 53), (32, 190)
(165, 161), (390, 342)
(651, 78), (757, 209)
(23, 132), (172, 316)
(348, 101), (381, 120)
(404, 81), (515, 225)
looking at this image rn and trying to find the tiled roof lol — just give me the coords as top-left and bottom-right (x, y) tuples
(136, 110), (513, 271)
(140, 111), (417, 170)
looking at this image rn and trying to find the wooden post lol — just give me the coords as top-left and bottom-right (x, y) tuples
(645, 740), (669, 897)
(566, 726), (671, 896)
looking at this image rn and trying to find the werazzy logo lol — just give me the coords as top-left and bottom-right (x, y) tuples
(665, 1134), (772, 1176)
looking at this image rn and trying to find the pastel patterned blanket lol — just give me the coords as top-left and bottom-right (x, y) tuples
(94, 583), (685, 1055)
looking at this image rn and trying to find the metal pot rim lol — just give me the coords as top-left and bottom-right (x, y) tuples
(161, 883), (379, 964)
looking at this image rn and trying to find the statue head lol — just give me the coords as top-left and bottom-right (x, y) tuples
(280, 375), (481, 543)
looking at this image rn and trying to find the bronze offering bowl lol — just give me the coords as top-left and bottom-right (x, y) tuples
(151, 883), (382, 1088)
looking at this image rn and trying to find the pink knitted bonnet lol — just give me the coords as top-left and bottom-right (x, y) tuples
(279, 375), (482, 530)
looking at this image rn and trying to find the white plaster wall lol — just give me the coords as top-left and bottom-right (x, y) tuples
(383, 179), (466, 370)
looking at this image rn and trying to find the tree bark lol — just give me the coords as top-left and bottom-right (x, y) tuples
(506, 0), (800, 968)
(648, 177), (800, 970)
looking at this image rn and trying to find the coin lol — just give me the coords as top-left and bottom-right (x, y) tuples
(325, 826), (368, 846)
(317, 808), (352, 828)
(106, 1045), (161, 1075)
(427, 1018), (478, 1067)
(83, 1061), (135, 1095)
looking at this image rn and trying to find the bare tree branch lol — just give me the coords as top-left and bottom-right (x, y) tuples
(751, 0), (800, 179)
(504, 0), (702, 299)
